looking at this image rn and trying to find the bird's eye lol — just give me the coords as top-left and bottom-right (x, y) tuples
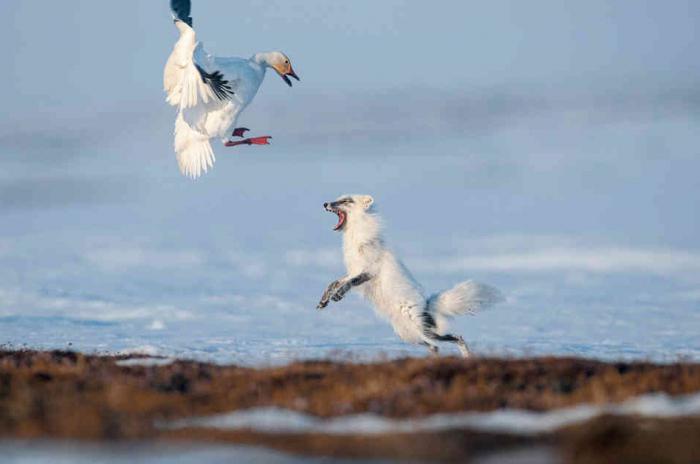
(285, 60), (289, 64)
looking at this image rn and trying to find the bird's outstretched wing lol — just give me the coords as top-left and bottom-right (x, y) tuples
(194, 64), (235, 101)
(164, 1), (239, 179)
(170, 0), (193, 27)
(164, 1), (242, 179)
(164, 1), (235, 109)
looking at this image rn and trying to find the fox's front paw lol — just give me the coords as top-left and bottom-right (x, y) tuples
(318, 280), (342, 309)
(330, 283), (350, 302)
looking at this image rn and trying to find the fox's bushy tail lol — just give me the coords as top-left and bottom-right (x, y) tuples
(427, 280), (503, 332)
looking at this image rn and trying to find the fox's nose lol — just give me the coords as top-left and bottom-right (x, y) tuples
(323, 202), (329, 208)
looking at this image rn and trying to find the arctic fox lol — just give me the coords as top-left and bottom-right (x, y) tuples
(317, 194), (503, 357)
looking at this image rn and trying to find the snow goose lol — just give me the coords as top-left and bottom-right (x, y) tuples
(164, 0), (299, 178)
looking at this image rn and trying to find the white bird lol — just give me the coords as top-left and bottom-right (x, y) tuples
(164, 0), (300, 178)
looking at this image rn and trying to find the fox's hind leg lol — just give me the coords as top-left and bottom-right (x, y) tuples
(427, 333), (471, 358)
(422, 342), (439, 357)
(456, 336), (470, 358)
(421, 311), (470, 358)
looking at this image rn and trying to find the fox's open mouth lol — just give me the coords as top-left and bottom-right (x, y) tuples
(332, 209), (346, 231)
(324, 200), (350, 231)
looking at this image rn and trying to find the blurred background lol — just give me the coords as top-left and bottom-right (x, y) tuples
(1, 0), (699, 363)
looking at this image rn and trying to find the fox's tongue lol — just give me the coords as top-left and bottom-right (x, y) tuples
(333, 210), (346, 231)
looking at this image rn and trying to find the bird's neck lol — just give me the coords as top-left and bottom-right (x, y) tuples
(252, 52), (273, 68)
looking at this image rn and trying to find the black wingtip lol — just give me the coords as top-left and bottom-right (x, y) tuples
(170, 0), (193, 27)
(195, 64), (235, 101)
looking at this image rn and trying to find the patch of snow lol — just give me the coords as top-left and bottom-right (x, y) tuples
(168, 392), (700, 435)
(148, 319), (166, 330)
(285, 248), (342, 269)
(117, 345), (161, 357)
(116, 357), (175, 367)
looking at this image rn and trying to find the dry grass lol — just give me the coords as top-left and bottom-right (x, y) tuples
(1, 349), (699, 462)
(163, 427), (538, 462)
(560, 415), (700, 464)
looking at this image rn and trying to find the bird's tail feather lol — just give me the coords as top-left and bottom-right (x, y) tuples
(174, 112), (215, 179)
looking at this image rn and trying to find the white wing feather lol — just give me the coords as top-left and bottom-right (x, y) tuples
(174, 112), (215, 178)
(164, 21), (233, 178)
(164, 22), (219, 108)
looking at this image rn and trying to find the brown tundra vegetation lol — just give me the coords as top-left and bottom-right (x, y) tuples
(1, 349), (699, 463)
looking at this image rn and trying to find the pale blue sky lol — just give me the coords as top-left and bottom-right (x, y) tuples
(1, 0), (698, 246)
(1, 0), (699, 120)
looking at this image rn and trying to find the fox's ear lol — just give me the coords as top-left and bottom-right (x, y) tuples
(360, 195), (374, 209)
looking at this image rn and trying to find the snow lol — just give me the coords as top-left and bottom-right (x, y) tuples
(116, 357), (175, 367)
(1, 3), (698, 464)
(168, 392), (700, 435)
(0, 441), (380, 464)
(1, 92), (699, 366)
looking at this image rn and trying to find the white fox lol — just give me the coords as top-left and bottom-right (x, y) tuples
(317, 194), (503, 357)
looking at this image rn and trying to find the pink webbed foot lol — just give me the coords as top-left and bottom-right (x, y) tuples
(225, 136), (272, 147)
(231, 127), (250, 138)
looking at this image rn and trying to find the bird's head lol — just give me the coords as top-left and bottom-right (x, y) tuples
(265, 52), (300, 87)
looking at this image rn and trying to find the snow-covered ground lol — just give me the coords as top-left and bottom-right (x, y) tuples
(0, 441), (391, 464)
(169, 392), (700, 434)
(1, 94), (699, 365)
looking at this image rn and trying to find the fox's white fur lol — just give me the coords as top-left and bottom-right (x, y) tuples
(318, 194), (503, 357)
